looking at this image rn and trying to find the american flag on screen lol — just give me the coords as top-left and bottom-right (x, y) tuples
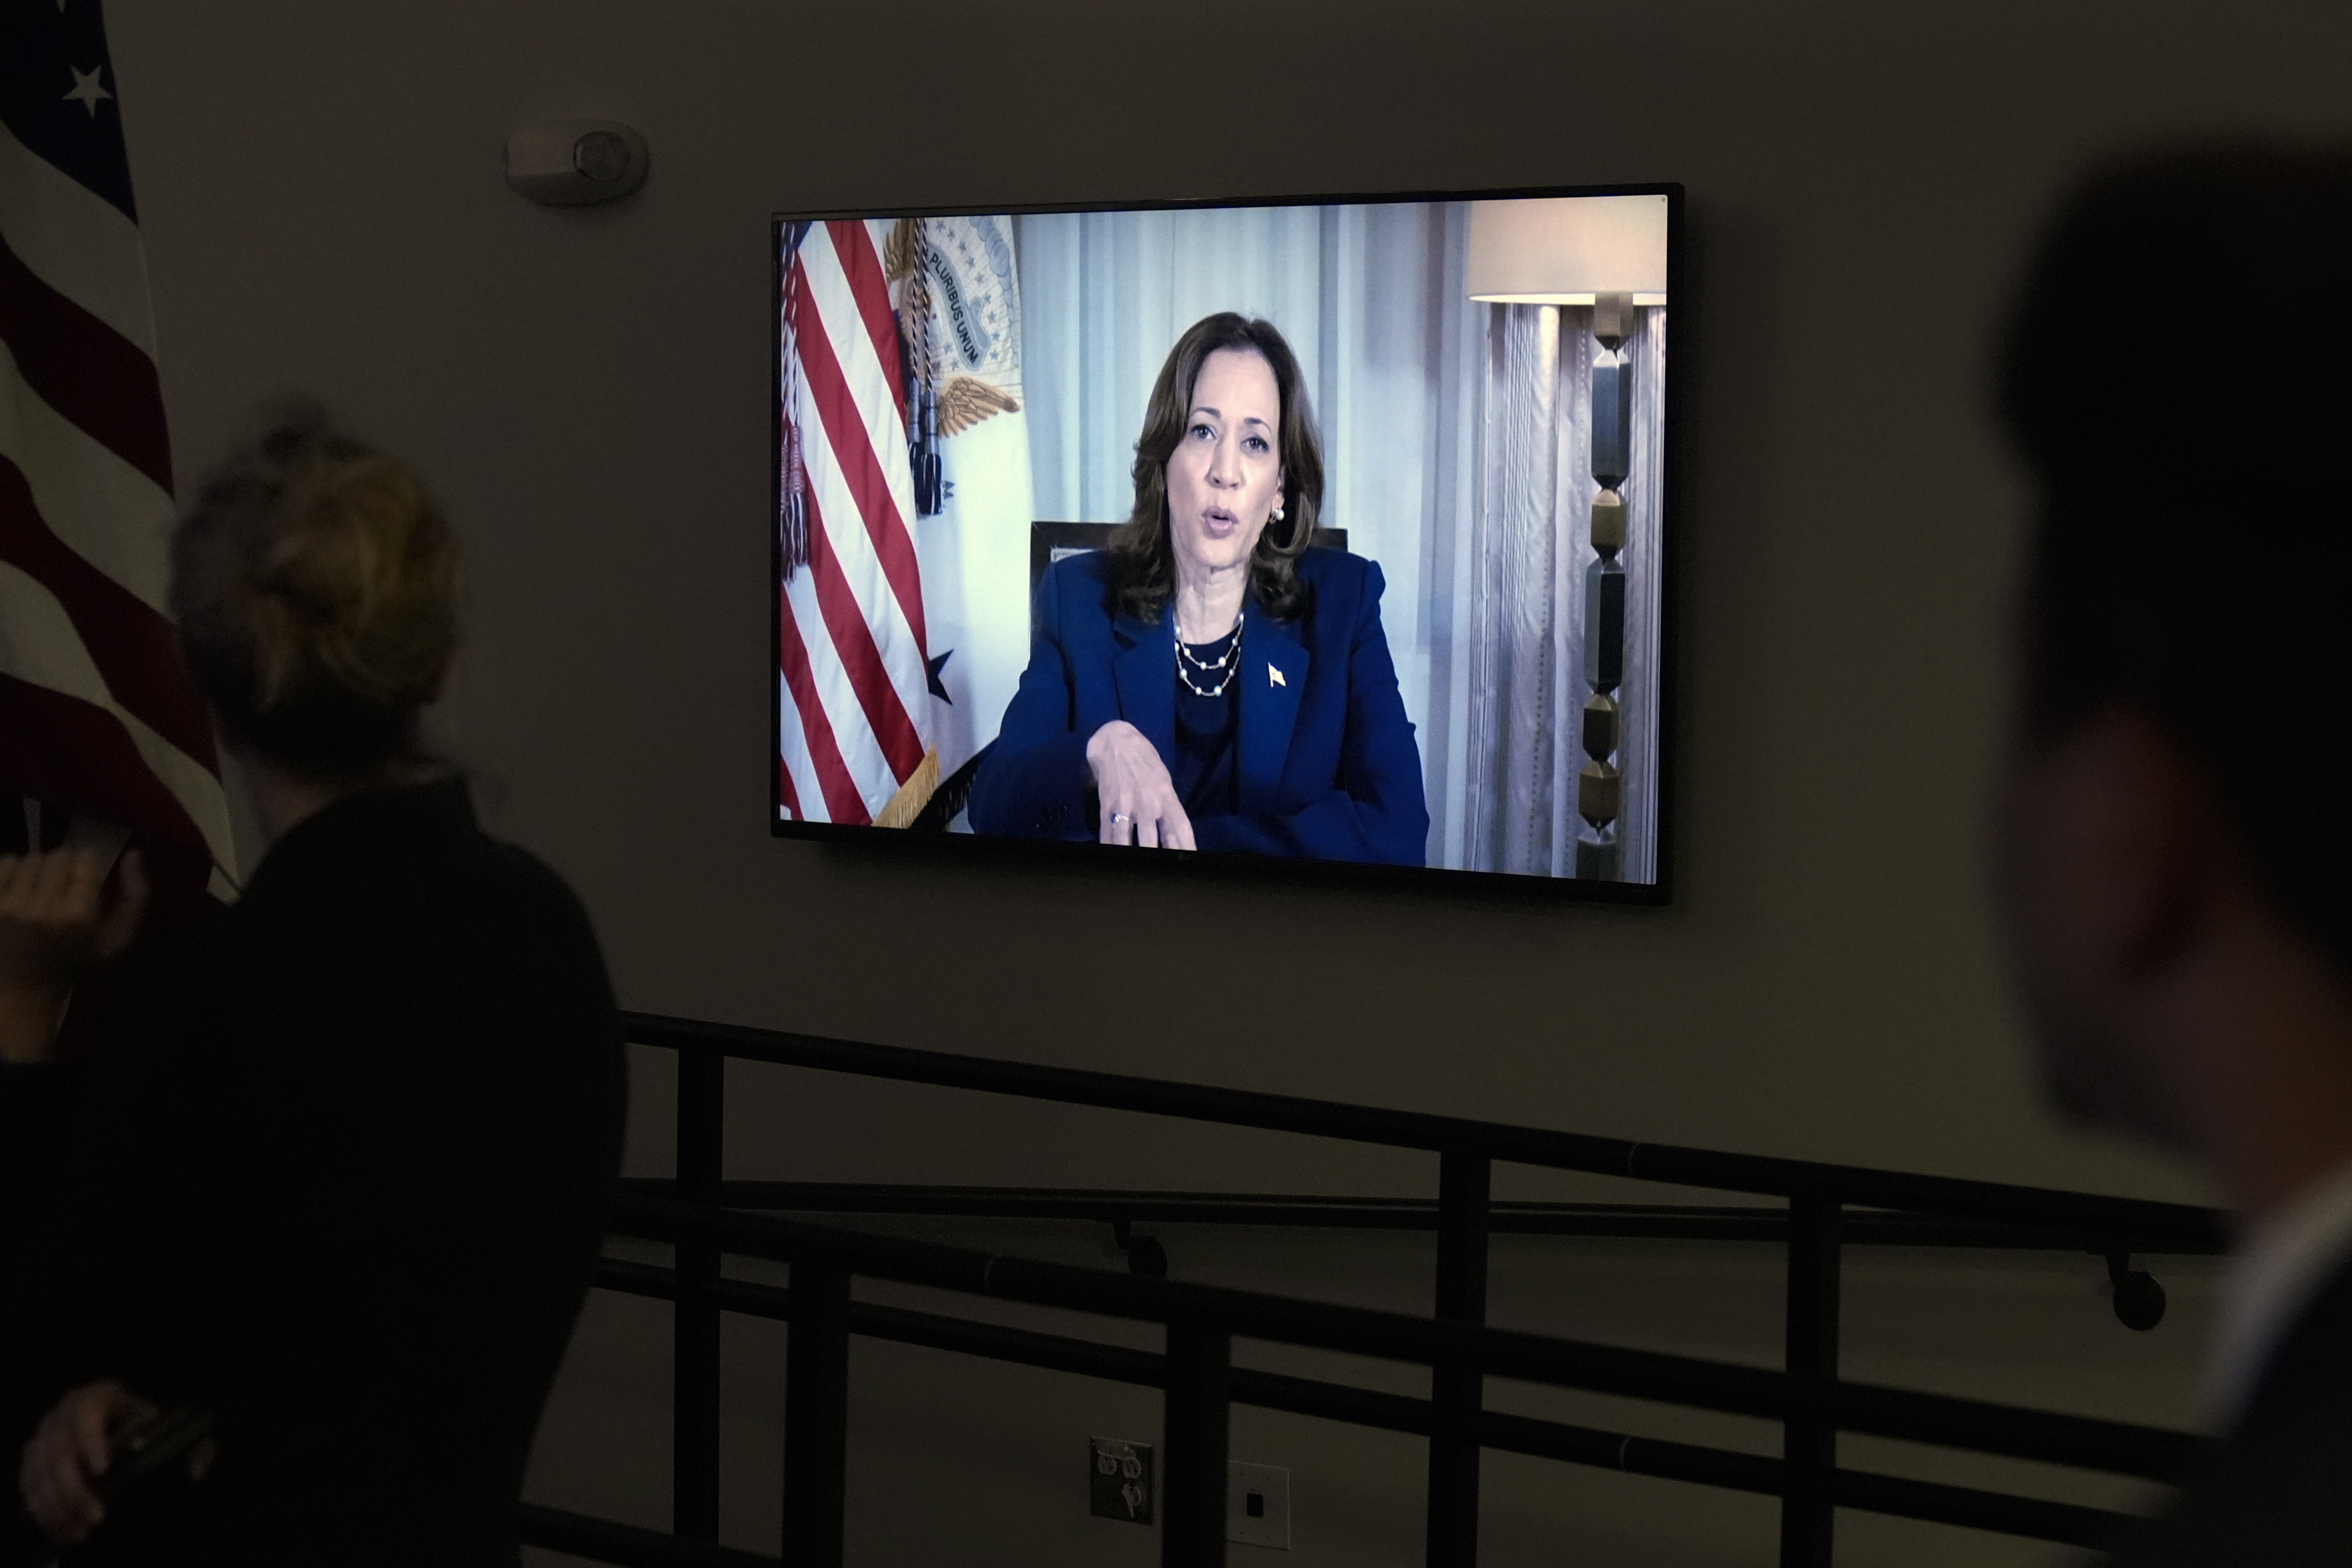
(0, 0), (234, 901)
(776, 219), (940, 828)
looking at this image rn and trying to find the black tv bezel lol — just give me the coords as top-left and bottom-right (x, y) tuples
(769, 180), (1684, 906)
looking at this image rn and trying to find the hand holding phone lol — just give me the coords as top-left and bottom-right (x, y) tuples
(16, 1382), (210, 1545)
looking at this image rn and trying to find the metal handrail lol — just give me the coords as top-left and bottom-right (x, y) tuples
(622, 1011), (2224, 1247)
(613, 1193), (2203, 1482)
(613, 1176), (2226, 1254)
(579, 1248), (2145, 1551)
(584, 1010), (2217, 1568)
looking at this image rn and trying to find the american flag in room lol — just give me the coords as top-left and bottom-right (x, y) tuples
(775, 219), (940, 829)
(0, 0), (234, 907)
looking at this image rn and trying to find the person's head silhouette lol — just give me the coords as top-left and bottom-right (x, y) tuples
(1997, 143), (2352, 1555)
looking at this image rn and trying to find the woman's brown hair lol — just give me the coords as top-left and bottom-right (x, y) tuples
(170, 408), (459, 777)
(1107, 312), (1326, 624)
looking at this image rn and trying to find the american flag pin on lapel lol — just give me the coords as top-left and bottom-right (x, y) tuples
(1269, 663), (1285, 687)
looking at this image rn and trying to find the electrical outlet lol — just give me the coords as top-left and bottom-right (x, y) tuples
(1226, 1461), (1291, 1549)
(1089, 1436), (1153, 1525)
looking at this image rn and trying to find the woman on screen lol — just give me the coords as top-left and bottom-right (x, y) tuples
(969, 313), (1427, 863)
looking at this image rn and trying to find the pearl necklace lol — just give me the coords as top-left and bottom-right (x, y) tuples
(1174, 613), (1244, 698)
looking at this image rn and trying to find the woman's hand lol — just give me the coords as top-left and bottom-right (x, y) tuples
(1085, 722), (1195, 850)
(18, 1380), (154, 1544)
(0, 847), (148, 1066)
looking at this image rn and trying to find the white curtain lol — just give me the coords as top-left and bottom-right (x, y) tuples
(1014, 205), (1663, 880)
(1461, 303), (1664, 880)
(1624, 310), (1665, 884)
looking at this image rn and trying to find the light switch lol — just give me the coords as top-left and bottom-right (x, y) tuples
(1227, 1461), (1291, 1549)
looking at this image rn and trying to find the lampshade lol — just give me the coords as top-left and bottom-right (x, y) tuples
(1466, 195), (1668, 305)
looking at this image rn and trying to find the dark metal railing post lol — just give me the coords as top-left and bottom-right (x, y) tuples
(1780, 1192), (1842, 1568)
(783, 1260), (852, 1567)
(674, 1043), (725, 1539)
(1162, 1316), (1231, 1568)
(611, 1018), (2222, 1566)
(1427, 1150), (1491, 1568)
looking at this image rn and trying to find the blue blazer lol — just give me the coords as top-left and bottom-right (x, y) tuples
(968, 547), (1429, 865)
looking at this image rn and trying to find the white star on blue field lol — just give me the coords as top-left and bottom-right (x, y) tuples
(63, 63), (111, 116)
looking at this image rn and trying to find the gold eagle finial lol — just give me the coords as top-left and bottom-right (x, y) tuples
(936, 374), (1020, 437)
(883, 217), (922, 282)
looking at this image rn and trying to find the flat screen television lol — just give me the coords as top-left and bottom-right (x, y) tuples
(773, 183), (1678, 897)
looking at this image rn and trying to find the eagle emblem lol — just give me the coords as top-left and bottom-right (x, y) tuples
(936, 374), (1021, 437)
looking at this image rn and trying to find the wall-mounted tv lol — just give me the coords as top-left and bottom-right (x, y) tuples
(773, 184), (1678, 895)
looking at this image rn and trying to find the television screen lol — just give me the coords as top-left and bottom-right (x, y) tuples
(773, 185), (1676, 893)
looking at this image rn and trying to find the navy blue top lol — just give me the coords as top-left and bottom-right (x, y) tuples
(1173, 623), (1242, 820)
(967, 547), (1429, 865)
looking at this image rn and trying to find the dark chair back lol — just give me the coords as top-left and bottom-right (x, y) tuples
(1029, 522), (1349, 609)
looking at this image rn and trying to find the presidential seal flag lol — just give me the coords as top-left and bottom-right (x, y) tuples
(889, 213), (1034, 813)
(0, 0), (234, 903)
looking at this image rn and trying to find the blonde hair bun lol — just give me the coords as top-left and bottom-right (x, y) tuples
(172, 405), (460, 776)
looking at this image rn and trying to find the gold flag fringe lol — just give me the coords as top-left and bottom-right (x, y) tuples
(873, 748), (940, 830)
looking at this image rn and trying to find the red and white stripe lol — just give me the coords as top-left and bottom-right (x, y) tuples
(777, 219), (932, 824)
(0, 115), (233, 887)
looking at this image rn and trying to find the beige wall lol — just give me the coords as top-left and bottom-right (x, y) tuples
(99, 1), (2352, 1562)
